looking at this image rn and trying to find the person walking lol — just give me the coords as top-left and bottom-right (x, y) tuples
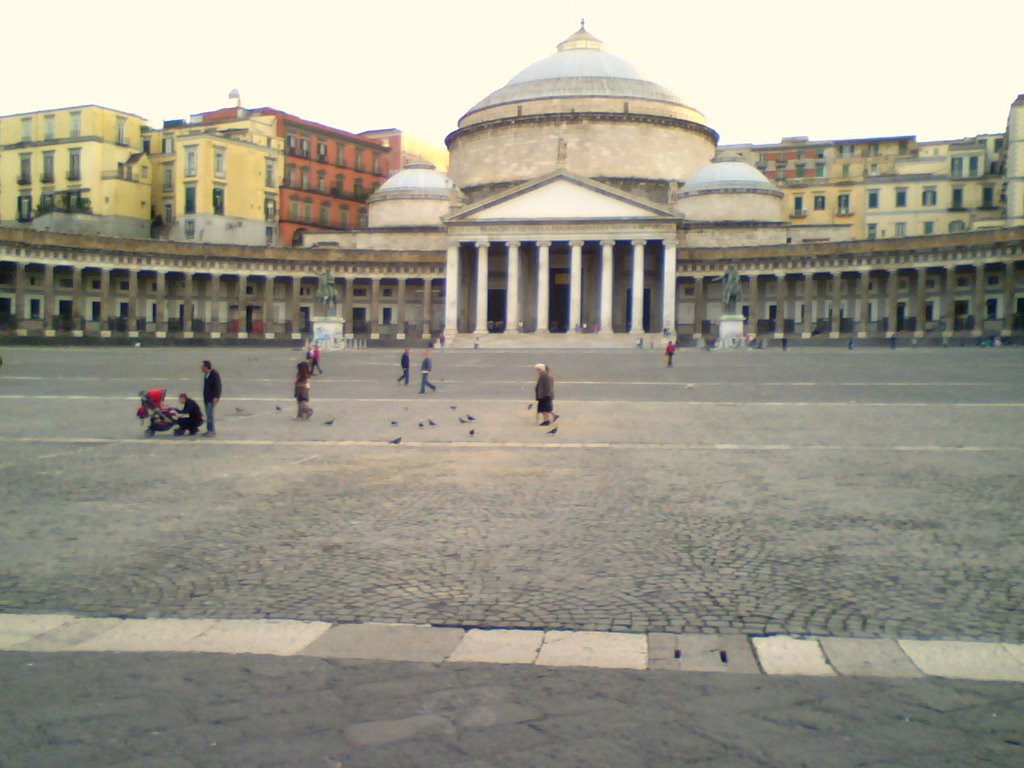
(201, 360), (221, 437)
(419, 347), (437, 394)
(664, 339), (676, 367)
(173, 393), (204, 436)
(309, 342), (324, 375)
(397, 348), (410, 385)
(535, 363), (558, 426)
(294, 361), (313, 419)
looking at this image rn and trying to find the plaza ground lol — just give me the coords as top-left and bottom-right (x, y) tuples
(1, 344), (1022, 766)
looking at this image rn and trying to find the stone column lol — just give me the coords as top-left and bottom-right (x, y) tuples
(14, 264), (27, 324)
(98, 268), (110, 327)
(536, 241), (550, 333)
(630, 240), (646, 334)
(943, 267), (956, 334)
(369, 277), (381, 337)
(693, 275), (705, 337)
(858, 270), (871, 337)
(208, 274), (221, 332)
(886, 270), (899, 335)
(422, 278), (433, 339)
(506, 241), (521, 333)
(748, 273), (760, 334)
(1003, 261), (1017, 335)
(569, 240), (583, 332)
(154, 271), (166, 328)
(396, 277), (407, 338)
(915, 267), (928, 335)
(803, 272), (815, 336)
(288, 276), (301, 336)
(182, 273), (194, 334)
(42, 264), (55, 331)
(236, 274), (248, 335)
(345, 277), (355, 332)
(830, 271), (842, 337)
(599, 240), (614, 333)
(474, 241), (489, 334)
(262, 275), (274, 336)
(662, 238), (677, 334)
(126, 269), (139, 332)
(973, 263), (986, 335)
(774, 273), (787, 335)
(444, 244), (459, 337)
(70, 266), (83, 331)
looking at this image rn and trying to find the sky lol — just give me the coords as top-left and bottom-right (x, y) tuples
(4, 0), (1023, 151)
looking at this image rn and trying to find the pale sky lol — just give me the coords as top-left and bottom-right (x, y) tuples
(5, 0), (1023, 151)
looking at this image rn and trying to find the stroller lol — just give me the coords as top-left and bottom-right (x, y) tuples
(137, 387), (180, 437)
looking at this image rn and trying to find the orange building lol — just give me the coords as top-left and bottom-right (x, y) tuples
(195, 107), (389, 245)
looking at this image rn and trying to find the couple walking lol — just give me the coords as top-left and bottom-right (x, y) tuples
(398, 347), (438, 394)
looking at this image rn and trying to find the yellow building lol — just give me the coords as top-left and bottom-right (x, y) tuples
(145, 110), (284, 246)
(0, 105), (151, 238)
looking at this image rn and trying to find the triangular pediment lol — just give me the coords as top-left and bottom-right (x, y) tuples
(446, 171), (676, 223)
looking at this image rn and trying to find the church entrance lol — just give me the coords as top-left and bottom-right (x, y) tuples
(625, 287), (652, 331)
(487, 288), (506, 332)
(549, 268), (570, 332)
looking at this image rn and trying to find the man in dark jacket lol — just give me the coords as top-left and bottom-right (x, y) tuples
(397, 348), (410, 385)
(419, 348), (436, 394)
(201, 360), (222, 437)
(174, 393), (204, 436)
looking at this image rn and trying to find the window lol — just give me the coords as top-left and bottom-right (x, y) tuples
(21, 117), (32, 142)
(986, 298), (998, 320)
(44, 114), (55, 140)
(184, 184), (196, 214)
(68, 149), (81, 180)
(867, 223), (878, 239)
(289, 200), (299, 220)
(867, 190), (879, 209)
(354, 178), (364, 199)
(813, 194), (826, 210)
(948, 220), (966, 233)
(339, 205), (349, 229)
(317, 142), (327, 160)
(18, 154), (32, 184)
(300, 137), (310, 157)
(968, 156), (979, 177)
(358, 209), (368, 228)
(815, 163), (825, 177)
(319, 203), (330, 226)
(951, 188), (964, 209)
(264, 196), (277, 221)
(116, 116), (127, 145)
(163, 202), (173, 224)
(185, 146), (198, 177)
(837, 193), (850, 214)
(337, 144), (346, 165)
(214, 148), (226, 178)
(162, 164), (174, 191)
(301, 168), (310, 190)
(286, 134), (296, 153)
(982, 186), (994, 207)
(795, 163), (805, 177)
(922, 188), (937, 206)
(317, 170), (326, 193)
(265, 159), (276, 188)
(951, 156), (964, 178)
(354, 150), (364, 171)
(184, 220), (196, 239)
(17, 195), (33, 222)
(986, 274), (1000, 287)
(303, 201), (313, 223)
(212, 187), (225, 215)
(923, 221), (934, 235)
(161, 135), (174, 154)
(41, 152), (54, 183)
(895, 188), (907, 208)
(30, 298), (41, 319)
(793, 196), (804, 216)
(70, 111), (81, 138)
(842, 164), (850, 178)
(894, 222), (906, 237)
(335, 174), (345, 194)
(382, 307), (393, 324)
(372, 155), (381, 174)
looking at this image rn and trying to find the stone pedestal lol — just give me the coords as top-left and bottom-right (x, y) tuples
(312, 317), (346, 351)
(717, 314), (746, 349)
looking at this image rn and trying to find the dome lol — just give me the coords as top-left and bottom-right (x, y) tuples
(375, 162), (452, 197)
(681, 157), (778, 196)
(461, 24), (705, 124)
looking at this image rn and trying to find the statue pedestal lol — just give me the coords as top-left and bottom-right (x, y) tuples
(312, 317), (346, 351)
(717, 314), (746, 349)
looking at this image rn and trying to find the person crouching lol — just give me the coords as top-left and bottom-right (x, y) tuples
(174, 393), (204, 436)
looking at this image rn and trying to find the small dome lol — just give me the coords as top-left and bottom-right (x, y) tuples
(681, 157), (778, 196)
(376, 162), (453, 197)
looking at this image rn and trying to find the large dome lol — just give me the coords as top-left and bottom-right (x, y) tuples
(464, 25), (698, 120)
(682, 157), (778, 195)
(375, 162), (452, 197)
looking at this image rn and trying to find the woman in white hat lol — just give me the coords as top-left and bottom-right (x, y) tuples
(534, 364), (558, 426)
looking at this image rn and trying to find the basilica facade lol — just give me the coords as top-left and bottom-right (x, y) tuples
(2, 25), (1022, 344)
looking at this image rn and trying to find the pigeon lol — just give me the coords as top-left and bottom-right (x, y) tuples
(390, 420), (398, 426)
(450, 405), (457, 410)
(527, 403), (533, 411)
(428, 419), (436, 427)
(419, 422), (425, 429)
(469, 429), (475, 436)
(389, 437), (402, 445)
(236, 407), (245, 413)
(459, 417), (468, 424)
(275, 405), (282, 411)
(466, 415), (476, 421)
(547, 426), (558, 435)
(324, 419), (335, 426)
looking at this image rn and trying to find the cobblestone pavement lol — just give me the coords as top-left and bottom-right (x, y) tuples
(1, 346), (1022, 642)
(2, 650), (1023, 767)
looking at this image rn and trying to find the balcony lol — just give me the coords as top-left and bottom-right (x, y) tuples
(791, 210), (807, 218)
(40, 173), (55, 184)
(66, 171), (81, 181)
(835, 207), (853, 216)
(17, 175), (31, 186)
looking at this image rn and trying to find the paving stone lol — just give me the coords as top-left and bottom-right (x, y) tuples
(73, 618), (217, 653)
(535, 630), (647, 670)
(447, 628), (543, 665)
(675, 633), (759, 674)
(0, 613), (75, 647)
(344, 714), (455, 747)
(752, 636), (834, 676)
(14, 617), (126, 651)
(300, 623), (464, 663)
(898, 640), (1024, 682)
(180, 619), (331, 656)
(821, 637), (925, 678)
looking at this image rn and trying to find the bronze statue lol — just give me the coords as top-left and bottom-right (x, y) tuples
(315, 268), (338, 316)
(721, 265), (742, 315)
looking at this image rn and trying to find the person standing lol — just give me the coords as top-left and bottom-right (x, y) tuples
(294, 361), (313, 419)
(664, 339), (676, 367)
(173, 393), (204, 436)
(309, 343), (324, 375)
(535, 363), (558, 426)
(201, 360), (221, 437)
(419, 347), (437, 394)
(397, 348), (410, 385)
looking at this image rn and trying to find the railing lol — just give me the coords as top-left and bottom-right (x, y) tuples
(17, 175), (31, 185)
(66, 171), (81, 181)
(40, 173), (55, 183)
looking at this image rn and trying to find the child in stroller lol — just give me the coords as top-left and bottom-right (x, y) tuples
(137, 388), (203, 437)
